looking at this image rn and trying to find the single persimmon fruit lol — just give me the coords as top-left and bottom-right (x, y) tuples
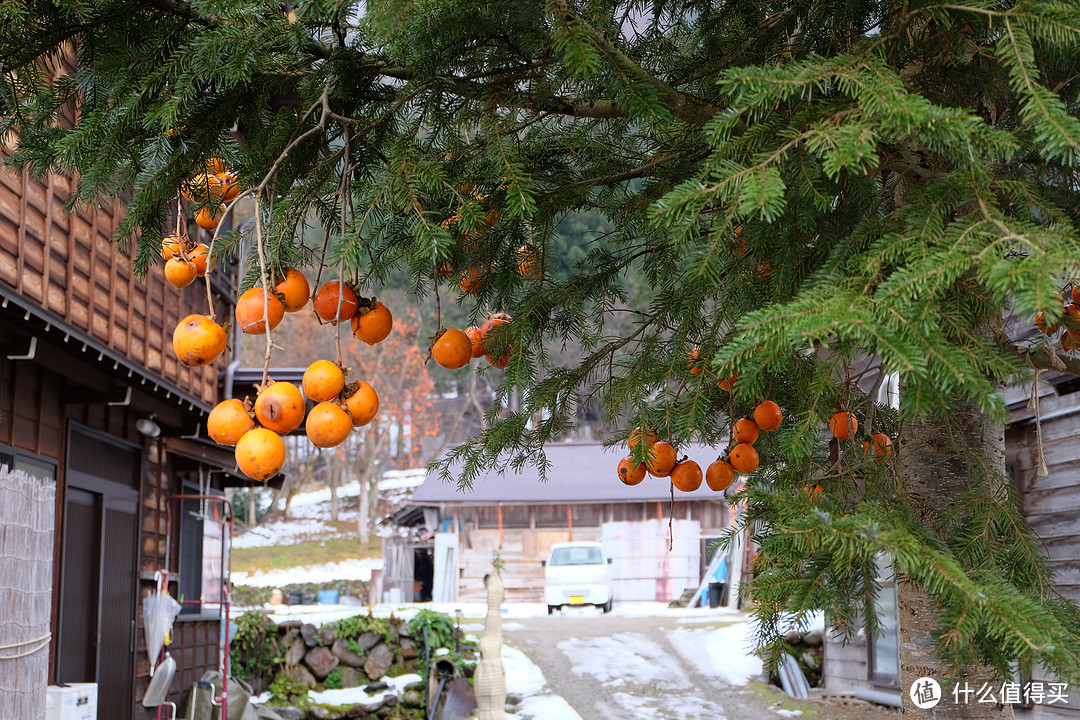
(863, 432), (893, 458)
(734, 418), (760, 445)
(432, 328), (472, 369)
(729, 443), (760, 474)
(302, 360), (346, 402)
(459, 267), (481, 294)
(164, 258), (197, 288)
(629, 427), (658, 454)
(1073, 285), (1080, 305)
(235, 428), (285, 481)
(753, 400), (783, 431)
(344, 381), (379, 427)
(618, 457), (645, 486)
(351, 300), (393, 346)
(516, 244), (540, 279)
(194, 205), (222, 231)
(189, 243), (210, 277)
(688, 348), (704, 376)
(646, 441), (678, 478)
(181, 173), (225, 205)
(162, 232), (192, 260)
(465, 326), (486, 358)
(718, 372), (738, 391)
(205, 157), (228, 175)
(207, 399), (255, 446)
(705, 460), (736, 492)
(254, 381), (305, 434)
(1035, 312), (1059, 336)
(670, 460), (703, 492)
(313, 281), (358, 324)
(1062, 330), (1080, 354)
(235, 287), (284, 335)
(305, 402), (352, 448)
(216, 171), (239, 202)
(275, 268), (310, 312)
(829, 411), (858, 441)
(173, 314), (227, 367)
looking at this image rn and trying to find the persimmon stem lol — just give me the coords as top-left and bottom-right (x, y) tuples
(335, 127), (350, 368)
(205, 178), (251, 322)
(255, 194), (273, 388)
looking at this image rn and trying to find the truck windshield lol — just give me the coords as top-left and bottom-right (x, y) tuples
(549, 546), (603, 566)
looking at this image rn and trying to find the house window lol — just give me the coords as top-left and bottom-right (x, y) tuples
(0, 445), (57, 483)
(868, 553), (900, 687)
(178, 487), (228, 617)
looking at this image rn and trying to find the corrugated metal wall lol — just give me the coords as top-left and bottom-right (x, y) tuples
(603, 520), (701, 602)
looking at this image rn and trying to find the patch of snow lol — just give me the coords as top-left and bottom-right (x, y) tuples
(516, 694), (584, 720)
(502, 645), (547, 696)
(557, 633), (690, 690)
(378, 469), (426, 490)
(669, 622), (763, 686)
(232, 518), (340, 549)
(777, 710), (803, 717)
(307, 686), (394, 708)
(501, 622), (526, 631)
(384, 673), (422, 693)
(611, 692), (729, 719)
(231, 557), (383, 587)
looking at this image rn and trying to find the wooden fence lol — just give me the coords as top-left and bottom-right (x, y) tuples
(0, 466), (55, 717)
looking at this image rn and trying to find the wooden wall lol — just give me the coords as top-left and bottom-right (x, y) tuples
(1008, 384), (1080, 605)
(0, 163), (231, 407)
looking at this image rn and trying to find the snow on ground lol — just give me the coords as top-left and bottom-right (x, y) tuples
(558, 633), (691, 690)
(669, 622), (764, 686)
(251, 600), (740, 625)
(233, 470), (424, 549)
(231, 557), (384, 587)
(502, 644), (583, 720)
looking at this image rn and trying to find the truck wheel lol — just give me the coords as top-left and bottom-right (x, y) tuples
(547, 605), (555, 615)
(603, 598), (613, 613)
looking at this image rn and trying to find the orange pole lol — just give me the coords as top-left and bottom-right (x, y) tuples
(657, 501), (663, 522)
(497, 505), (503, 549)
(567, 505), (573, 541)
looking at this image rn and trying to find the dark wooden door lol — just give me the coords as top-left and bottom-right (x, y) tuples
(57, 426), (141, 720)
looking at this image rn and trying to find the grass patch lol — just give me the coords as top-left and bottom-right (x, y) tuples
(746, 681), (822, 718)
(232, 536), (381, 574)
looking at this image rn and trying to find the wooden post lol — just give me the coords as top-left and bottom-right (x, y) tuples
(497, 505), (503, 549)
(567, 505), (573, 541)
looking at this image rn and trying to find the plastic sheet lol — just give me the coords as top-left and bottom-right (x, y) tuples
(143, 589), (182, 672)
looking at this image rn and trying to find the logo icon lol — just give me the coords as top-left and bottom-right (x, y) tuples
(910, 677), (942, 709)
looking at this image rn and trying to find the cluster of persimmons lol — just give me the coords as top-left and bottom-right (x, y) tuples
(1035, 285), (1080, 353)
(164, 166), (521, 482)
(618, 354), (896, 494)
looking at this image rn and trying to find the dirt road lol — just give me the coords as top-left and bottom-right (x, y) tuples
(501, 610), (898, 720)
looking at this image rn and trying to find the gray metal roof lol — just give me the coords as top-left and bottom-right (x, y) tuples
(412, 441), (734, 504)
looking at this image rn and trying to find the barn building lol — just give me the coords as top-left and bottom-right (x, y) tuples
(383, 441), (742, 607)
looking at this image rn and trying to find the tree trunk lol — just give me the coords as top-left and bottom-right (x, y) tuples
(248, 486), (257, 528)
(358, 472), (369, 544)
(330, 460), (340, 523)
(898, 400), (1012, 719)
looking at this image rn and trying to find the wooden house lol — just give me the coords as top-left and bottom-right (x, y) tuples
(821, 371), (1080, 715)
(384, 441), (739, 605)
(0, 158), (248, 719)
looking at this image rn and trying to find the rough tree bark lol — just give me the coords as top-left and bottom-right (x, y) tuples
(898, 398), (1012, 719)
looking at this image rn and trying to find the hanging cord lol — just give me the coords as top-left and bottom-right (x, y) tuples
(0, 633), (52, 660)
(1026, 361), (1049, 477)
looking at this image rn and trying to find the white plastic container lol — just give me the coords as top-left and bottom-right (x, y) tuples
(46, 683), (97, 720)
